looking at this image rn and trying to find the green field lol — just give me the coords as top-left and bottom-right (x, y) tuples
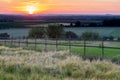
(0, 22), (41, 29)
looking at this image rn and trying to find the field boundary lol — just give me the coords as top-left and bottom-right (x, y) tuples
(0, 37), (120, 59)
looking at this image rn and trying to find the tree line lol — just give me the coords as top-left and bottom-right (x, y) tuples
(0, 18), (120, 30)
(65, 19), (120, 27)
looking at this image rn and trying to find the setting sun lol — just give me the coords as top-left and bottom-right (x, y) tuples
(26, 6), (36, 14)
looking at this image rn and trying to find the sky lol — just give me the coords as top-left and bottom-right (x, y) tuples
(0, 0), (120, 14)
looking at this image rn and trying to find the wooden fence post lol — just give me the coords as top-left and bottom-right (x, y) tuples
(84, 40), (86, 57)
(18, 37), (21, 47)
(102, 40), (104, 59)
(4, 39), (6, 46)
(69, 36), (71, 55)
(44, 27), (47, 51)
(44, 37), (47, 51)
(56, 38), (58, 51)
(10, 37), (13, 47)
(26, 37), (28, 48)
(34, 37), (37, 50)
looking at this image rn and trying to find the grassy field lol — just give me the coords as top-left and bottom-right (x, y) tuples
(0, 22), (63, 28)
(0, 39), (120, 58)
(0, 22), (25, 28)
(0, 22), (47, 29)
(0, 46), (120, 80)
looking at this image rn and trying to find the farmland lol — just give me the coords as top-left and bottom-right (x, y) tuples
(0, 16), (120, 79)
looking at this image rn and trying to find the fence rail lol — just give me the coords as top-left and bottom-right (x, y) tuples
(0, 37), (120, 59)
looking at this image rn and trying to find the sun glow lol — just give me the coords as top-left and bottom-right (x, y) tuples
(26, 6), (36, 14)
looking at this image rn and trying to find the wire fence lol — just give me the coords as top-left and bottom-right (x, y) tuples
(0, 37), (120, 59)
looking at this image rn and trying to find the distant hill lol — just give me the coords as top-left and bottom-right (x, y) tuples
(0, 14), (120, 23)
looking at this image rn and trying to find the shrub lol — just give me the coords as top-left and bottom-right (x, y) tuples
(112, 55), (120, 64)
(74, 21), (81, 27)
(47, 25), (65, 38)
(65, 31), (78, 39)
(28, 27), (45, 38)
(29, 25), (65, 39)
(0, 33), (9, 39)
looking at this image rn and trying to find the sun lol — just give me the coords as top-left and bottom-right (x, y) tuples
(26, 6), (36, 14)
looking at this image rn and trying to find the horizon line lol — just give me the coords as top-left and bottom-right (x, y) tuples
(0, 13), (120, 16)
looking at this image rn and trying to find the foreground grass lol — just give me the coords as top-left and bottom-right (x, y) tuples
(0, 46), (120, 80)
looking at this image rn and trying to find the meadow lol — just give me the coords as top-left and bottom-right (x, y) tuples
(0, 46), (120, 80)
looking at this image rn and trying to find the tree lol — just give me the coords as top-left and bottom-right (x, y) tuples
(103, 19), (120, 27)
(109, 36), (114, 41)
(89, 23), (97, 27)
(47, 25), (65, 38)
(28, 27), (45, 38)
(74, 21), (81, 27)
(65, 31), (78, 39)
(70, 22), (74, 27)
(81, 31), (100, 40)
(0, 33), (9, 39)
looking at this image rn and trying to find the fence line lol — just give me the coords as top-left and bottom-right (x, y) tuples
(0, 37), (120, 59)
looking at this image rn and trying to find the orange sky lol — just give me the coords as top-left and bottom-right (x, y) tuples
(0, 0), (120, 14)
